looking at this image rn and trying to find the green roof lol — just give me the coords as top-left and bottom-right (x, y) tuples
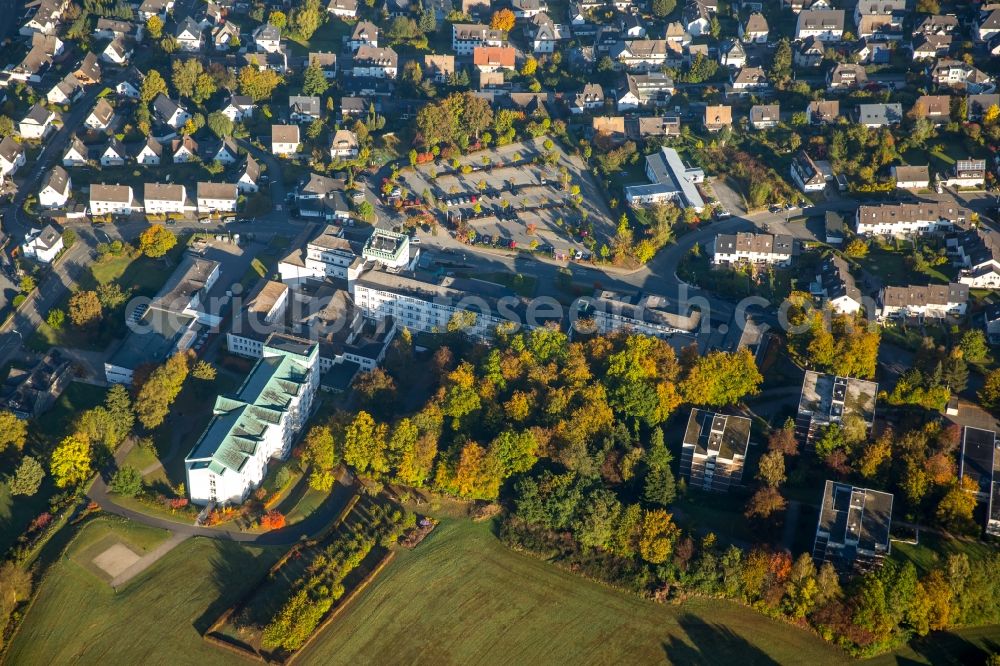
(185, 342), (316, 475)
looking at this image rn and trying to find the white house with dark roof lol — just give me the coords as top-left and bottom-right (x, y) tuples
(790, 151), (826, 192)
(144, 183), (187, 214)
(878, 283), (968, 320)
(21, 225), (64, 263)
(100, 138), (127, 166)
(46, 73), (83, 104)
(350, 20), (379, 50)
(212, 22), (240, 50)
(197, 182), (237, 213)
(855, 202), (966, 236)
(452, 23), (504, 55)
(102, 37), (131, 64)
(153, 94), (191, 129)
(221, 95), (255, 121)
(84, 98), (115, 130)
(252, 23), (282, 53)
(288, 95), (321, 123)
(352, 45), (398, 78)
(739, 12), (768, 43)
(330, 129), (359, 159)
(175, 16), (204, 51)
(237, 155), (260, 193)
(713, 231), (792, 266)
(135, 137), (163, 165)
(212, 137), (239, 164)
(171, 135), (198, 163)
(795, 9), (845, 42)
(0, 138), (26, 176)
(326, 0), (357, 17)
(89, 184), (134, 215)
(272, 125), (300, 156)
(38, 166), (71, 208)
(62, 136), (88, 167)
(19, 104), (55, 140)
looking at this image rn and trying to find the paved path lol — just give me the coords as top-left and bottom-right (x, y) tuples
(110, 532), (191, 589)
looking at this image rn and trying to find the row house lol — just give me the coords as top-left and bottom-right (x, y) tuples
(878, 283), (968, 320)
(795, 9), (845, 42)
(611, 39), (682, 72)
(197, 182), (237, 213)
(144, 183), (187, 214)
(352, 46), (398, 78)
(616, 73), (674, 110)
(452, 24), (504, 55)
(89, 184), (135, 215)
(812, 255), (862, 314)
(949, 227), (1000, 289)
(712, 232), (793, 267)
(854, 202), (966, 236)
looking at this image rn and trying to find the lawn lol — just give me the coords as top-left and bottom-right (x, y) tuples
(8, 529), (283, 665)
(857, 244), (952, 287)
(891, 532), (996, 576)
(64, 516), (170, 584)
(295, 519), (845, 665)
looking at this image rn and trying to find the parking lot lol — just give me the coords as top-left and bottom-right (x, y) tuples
(397, 138), (616, 257)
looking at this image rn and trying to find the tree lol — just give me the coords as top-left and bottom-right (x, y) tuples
(0, 116), (14, 138)
(490, 8), (515, 32)
(0, 411), (27, 452)
(768, 420), (798, 456)
(172, 59), (203, 100)
(50, 434), (93, 488)
(96, 281), (129, 310)
(268, 10), (287, 28)
(239, 65), (283, 101)
(206, 111), (234, 138)
(520, 56), (537, 76)
(845, 238), (869, 258)
(680, 348), (762, 407)
(651, 0), (676, 17)
(192, 360), (217, 381)
(134, 352), (190, 429)
(46, 307), (65, 330)
(343, 411), (389, 475)
(288, 0), (322, 41)
(936, 476), (978, 531)
(638, 508), (679, 564)
(771, 38), (792, 81)
(302, 425), (337, 491)
(573, 489), (623, 550)
(302, 62), (329, 96)
(756, 450), (786, 488)
(745, 486), (786, 519)
(959, 329), (989, 363)
(9, 456), (45, 496)
(0, 563), (31, 639)
(68, 290), (102, 327)
(146, 15), (163, 39)
(139, 69), (168, 104)
(138, 224), (177, 258)
(109, 465), (143, 497)
(981, 368), (1000, 409)
(915, 0), (939, 12)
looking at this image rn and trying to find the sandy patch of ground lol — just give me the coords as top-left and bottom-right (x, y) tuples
(92, 543), (141, 579)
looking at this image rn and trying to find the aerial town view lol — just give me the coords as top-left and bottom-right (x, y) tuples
(0, 0), (998, 662)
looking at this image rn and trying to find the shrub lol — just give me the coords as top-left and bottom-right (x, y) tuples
(109, 465), (143, 497)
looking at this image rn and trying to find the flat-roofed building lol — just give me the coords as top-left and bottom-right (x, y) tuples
(574, 289), (701, 339)
(679, 409), (751, 492)
(959, 426), (997, 501)
(797, 370), (878, 446)
(813, 481), (893, 570)
(624, 147), (705, 211)
(278, 224), (360, 284)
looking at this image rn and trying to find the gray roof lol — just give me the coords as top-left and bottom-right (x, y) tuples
(683, 409), (751, 461)
(197, 181), (236, 200)
(42, 166), (69, 195)
(289, 95), (321, 116)
(90, 184), (133, 202)
(818, 480), (893, 554)
(144, 182), (185, 202)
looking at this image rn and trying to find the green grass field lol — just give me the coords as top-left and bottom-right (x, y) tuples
(7, 526), (283, 665)
(295, 519), (844, 665)
(64, 517), (170, 584)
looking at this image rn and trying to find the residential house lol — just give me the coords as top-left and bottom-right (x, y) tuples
(0, 135), (26, 177)
(712, 232), (792, 266)
(740, 12), (768, 43)
(529, 12), (566, 54)
(19, 104), (55, 140)
(209, 137), (237, 165)
(330, 129), (359, 159)
(219, 96), (253, 122)
(879, 283), (968, 320)
(943, 159), (987, 189)
(138, 0), (173, 20)
(423, 54), (454, 83)
(825, 211), (845, 244)
(892, 165), (930, 190)
(719, 39), (747, 68)
(100, 138), (127, 166)
(144, 183), (187, 214)
(73, 52), (101, 85)
(931, 59), (995, 94)
(171, 135), (198, 163)
(237, 155), (260, 193)
(730, 66), (768, 94)
(827, 63), (867, 91)
(613, 39), (682, 72)
(350, 21), (379, 51)
(790, 151), (826, 192)
(704, 104), (732, 131)
(856, 103), (902, 127)
(911, 33), (950, 60)
(21, 225), (64, 263)
(512, 0), (547, 18)
(623, 147), (705, 210)
(958, 428), (997, 511)
(967, 93), (1000, 121)
(749, 103), (780, 129)
(679, 409), (751, 492)
(352, 46), (398, 78)
(634, 116), (680, 138)
(175, 17), (203, 52)
(813, 481), (893, 570)
(212, 22), (240, 50)
(252, 23), (281, 53)
(84, 98), (115, 130)
(46, 73), (83, 105)
(796, 9), (845, 42)
(621, 13), (645, 38)
(116, 68), (143, 98)
(571, 83), (604, 114)
(9, 33), (63, 83)
(94, 17), (134, 40)
(20, 0), (63, 36)
(812, 255), (863, 314)
(89, 184), (134, 215)
(326, 0), (358, 17)
(452, 24), (503, 55)
(288, 95), (321, 123)
(795, 36), (825, 67)
(278, 224), (358, 282)
(153, 95), (191, 129)
(185, 336), (319, 506)
(616, 73), (674, 110)
(272, 125), (300, 156)
(62, 136), (88, 166)
(908, 95), (950, 125)
(807, 99), (840, 124)
(308, 52), (338, 79)
(950, 226), (1000, 289)
(102, 37), (132, 65)
(135, 137), (163, 165)
(197, 182), (237, 213)
(855, 201), (965, 236)
(683, 0), (713, 36)
(915, 14), (958, 36)
(977, 8), (1000, 43)
(38, 167), (70, 208)
(591, 116), (627, 144)
(473, 46), (516, 73)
